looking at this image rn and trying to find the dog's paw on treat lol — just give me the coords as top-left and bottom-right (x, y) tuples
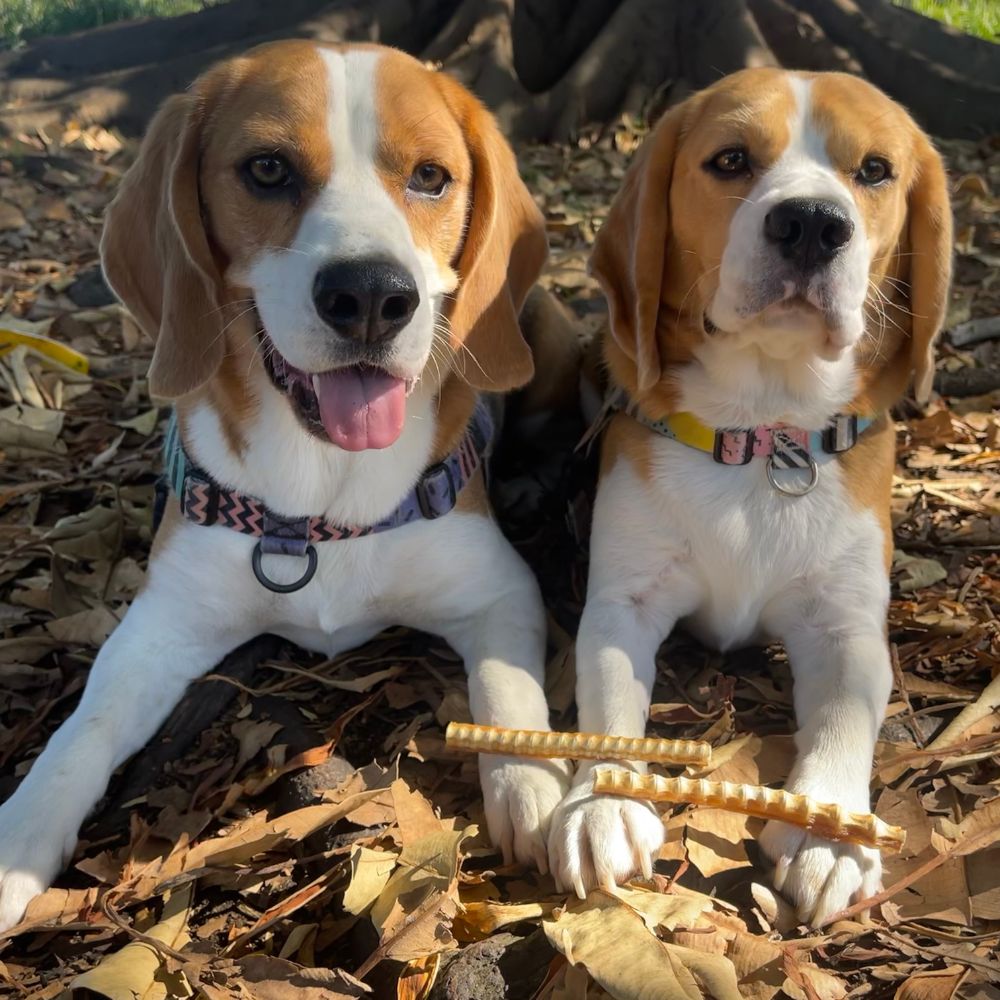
(548, 764), (664, 898)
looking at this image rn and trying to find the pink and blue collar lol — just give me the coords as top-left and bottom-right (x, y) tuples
(608, 387), (876, 494)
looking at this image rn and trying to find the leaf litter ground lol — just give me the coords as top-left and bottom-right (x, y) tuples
(0, 119), (998, 1000)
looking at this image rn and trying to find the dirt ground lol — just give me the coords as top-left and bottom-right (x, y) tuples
(0, 117), (998, 999)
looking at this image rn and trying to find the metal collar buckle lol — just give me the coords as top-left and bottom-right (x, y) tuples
(252, 514), (317, 593)
(416, 462), (458, 520)
(766, 454), (819, 496)
(252, 540), (318, 593)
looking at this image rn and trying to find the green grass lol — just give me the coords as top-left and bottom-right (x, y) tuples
(0, 0), (225, 47)
(893, 0), (999, 40)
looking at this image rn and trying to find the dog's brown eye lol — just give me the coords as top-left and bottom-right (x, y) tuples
(857, 156), (891, 186)
(408, 162), (450, 196)
(246, 154), (290, 189)
(706, 147), (750, 178)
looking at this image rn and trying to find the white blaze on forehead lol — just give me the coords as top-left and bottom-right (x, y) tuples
(306, 47), (414, 257)
(322, 49), (381, 182)
(767, 76), (850, 210)
(709, 71), (870, 361)
(787, 78), (828, 165)
(244, 46), (443, 378)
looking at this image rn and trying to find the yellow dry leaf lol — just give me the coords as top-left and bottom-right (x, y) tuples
(370, 826), (474, 934)
(883, 846), (971, 924)
(542, 890), (742, 1000)
(66, 884), (194, 1000)
(115, 408), (160, 436)
(966, 846), (1000, 920)
(682, 736), (757, 876)
(45, 605), (120, 646)
(876, 787), (933, 856)
(343, 847), (400, 916)
(938, 795), (1000, 855)
(894, 965), (968, 1000)
(4, 886), (101, 937)
(370, 890), (459, 966)
(184, 789), (384, 871)
(684, 817), (753, 877)
(724, 931), (784, 1000)
(610, 885), (713, 932)
(453, 900), (553, 941)
(749, 882), (798, 935)
(782, 951), (847, 1000)
(697, 734), (760, 781)
(397, 952), (440, 1000)
(391, 779), (445, 844)
(893, 551), (949, 593)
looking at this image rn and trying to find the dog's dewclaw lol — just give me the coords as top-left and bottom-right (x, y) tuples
(444, 722), (711, 766)
(592, 769), (905, 852)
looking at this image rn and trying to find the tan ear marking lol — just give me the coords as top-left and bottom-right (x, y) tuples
(590, 102), (687, 395)
(593, 769), (905, 853)
(100, 89), (225, 399)
(904, 132), (952, 405)
(445, 722), (711, 766)
(435, 74), (548, 394)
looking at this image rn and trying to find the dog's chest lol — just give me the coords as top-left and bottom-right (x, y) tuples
(157, 505), (503, 656)
(646, 438), (878, 648)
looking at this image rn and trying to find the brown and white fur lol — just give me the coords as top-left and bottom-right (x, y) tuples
(546, 69), (951, 925)
(0, 41), (572, 931)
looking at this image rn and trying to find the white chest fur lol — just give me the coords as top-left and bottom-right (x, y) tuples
(602, 438), (886, 651)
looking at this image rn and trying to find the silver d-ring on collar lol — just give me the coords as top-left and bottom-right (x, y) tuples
(766, 455), (819, 496)
(252, 540), (318, 593)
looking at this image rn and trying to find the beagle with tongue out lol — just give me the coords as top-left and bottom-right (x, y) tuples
(0, 40), (572, 931)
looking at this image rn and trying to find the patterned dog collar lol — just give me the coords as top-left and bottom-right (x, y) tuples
(160, 399), (496, 593)
(607, 388), (876, 496)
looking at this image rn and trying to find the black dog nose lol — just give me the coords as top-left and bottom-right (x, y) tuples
(312, 259), (419, 343)
(764, 198), (854, 269)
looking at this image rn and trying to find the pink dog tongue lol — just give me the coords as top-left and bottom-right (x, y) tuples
(315, 368), (406, 451)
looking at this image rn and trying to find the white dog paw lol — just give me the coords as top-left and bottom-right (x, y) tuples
(547, 766), (664, 898)
(480, 755), (572, 874)
(759, 818), (881, 926)
(0, 807), (71, 933)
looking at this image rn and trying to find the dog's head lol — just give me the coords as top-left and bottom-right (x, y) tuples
(101, 41), (546, 451)
(592, 68), (951, 406)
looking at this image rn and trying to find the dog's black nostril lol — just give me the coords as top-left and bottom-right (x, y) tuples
(381, 293), (413, 323)
(820, 216), (854, 252)
(764, 197), (853, 269)
(329, 292), (361, 323)
(312, 259), (420, 343)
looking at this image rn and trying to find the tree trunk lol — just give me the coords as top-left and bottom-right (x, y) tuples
(0, 0), (996, 140)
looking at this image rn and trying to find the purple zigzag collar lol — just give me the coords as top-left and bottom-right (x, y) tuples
(161, 399), (496, 592)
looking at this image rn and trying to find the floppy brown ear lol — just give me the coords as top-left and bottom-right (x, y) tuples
(438, 75), (548, 393)
(904, 132), (952, 405)
(590, 103), (686, 395)
(100, 91), (224, 399)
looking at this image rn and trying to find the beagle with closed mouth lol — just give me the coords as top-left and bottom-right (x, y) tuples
(0, 40), (572, 931)
(547, 68), (951, 925)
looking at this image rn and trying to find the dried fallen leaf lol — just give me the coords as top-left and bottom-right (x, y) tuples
(343, 846), (400, 916)
(893, 965), (969, 1000)
(68, 883), (194, 999)
(543, 889), (742, 1000)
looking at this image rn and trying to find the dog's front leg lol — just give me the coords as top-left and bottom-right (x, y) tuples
(546, 592), (682, 897)
(444, 574), (571, 875)
(759, 602), (892, 926)
(547, 463), (701, 897)
(0, 583), (248, 931)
